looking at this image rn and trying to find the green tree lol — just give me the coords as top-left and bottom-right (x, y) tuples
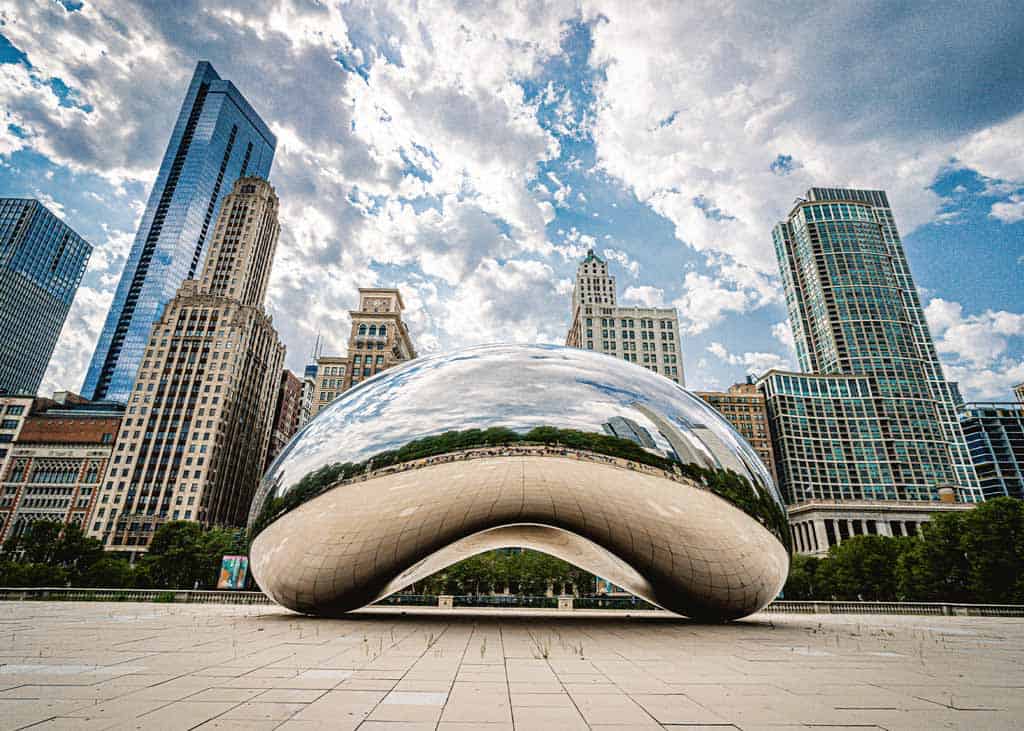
(896, 512), (970, 601)
(79, 557), (135, 588)
(139, 522), (240, 589)
(783, 554), (822, 599)
(821, 535), (906, 601)
(962, 497), (1024, 603)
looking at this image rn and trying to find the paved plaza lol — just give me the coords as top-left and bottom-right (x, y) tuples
(0, 603), (1021, 730)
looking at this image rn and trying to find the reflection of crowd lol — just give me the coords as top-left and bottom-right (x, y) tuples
(339, 443), (689, 489)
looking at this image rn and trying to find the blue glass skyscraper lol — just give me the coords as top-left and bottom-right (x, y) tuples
(82, 61), (276, 402)
(0, 198), (91, 395)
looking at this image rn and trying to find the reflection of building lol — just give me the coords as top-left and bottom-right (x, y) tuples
(1, 394), (122, 543)
(762, 187), (981, 554)
(958, 402), (1024, 500)
(566, 250), (684, 384)
(88, 177), (285, 552)
(83, 61), (276, 403)
(311, 289), (417, 417)
(266, 370), (303, 470)
(602, 417), (655, 448)
(695, 381), (776, 484)
(248, 344), (788, 621)
(0, 198), (92, 395)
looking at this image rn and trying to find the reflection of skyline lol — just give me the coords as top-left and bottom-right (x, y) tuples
(258, 344), (784, 514)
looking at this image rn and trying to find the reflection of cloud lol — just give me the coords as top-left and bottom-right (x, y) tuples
(264, 344), (782, 512)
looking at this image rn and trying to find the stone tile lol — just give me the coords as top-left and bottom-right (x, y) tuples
(108, 700), (236, 730)
(1, 603), (1023, 731)
(514, 704), (589, 729)
(632, 693), (728, 725)
(218, 701), (307, 721)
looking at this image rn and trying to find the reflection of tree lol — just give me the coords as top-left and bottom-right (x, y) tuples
(249, 426), (792, 550)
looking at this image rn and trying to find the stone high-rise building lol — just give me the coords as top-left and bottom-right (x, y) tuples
(83, 61), (276, 403)
(266, 369), (303, 469)
(310, 289), (416, 417)
(695, 382), (777, 485)
(566, 250), (684, 384)
(1, 394), (123, 543)
(1015, 382), (1024, 404)
(88, 177), (285, 551)
(760, 187), (980, 555)
(0, 199), (92, 395)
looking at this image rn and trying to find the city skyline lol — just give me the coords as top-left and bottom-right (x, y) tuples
(0, 3), (1021, 403)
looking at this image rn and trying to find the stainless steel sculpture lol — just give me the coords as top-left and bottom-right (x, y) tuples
(248, 344), (790, 620)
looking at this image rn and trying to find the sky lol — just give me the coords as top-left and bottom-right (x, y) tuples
(1, 0), (1022, 402)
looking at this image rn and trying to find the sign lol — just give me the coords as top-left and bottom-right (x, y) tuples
(217, 555), (249, 589)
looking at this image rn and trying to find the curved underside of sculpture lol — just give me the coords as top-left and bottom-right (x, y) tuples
(248, 344), (791, 621)
(250, 454), (788, 620)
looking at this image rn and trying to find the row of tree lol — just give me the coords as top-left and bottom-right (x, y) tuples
(783, 497), (1024, 603)
(0, 520), (244, 589)
(410, 549), (596, 596)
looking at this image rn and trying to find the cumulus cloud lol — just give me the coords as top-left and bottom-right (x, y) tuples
(706, 341), (791, 376)
(925, 298), (1024, 400)
(622, 285), (664, 307)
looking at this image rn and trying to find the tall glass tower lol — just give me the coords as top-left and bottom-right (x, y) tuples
(0, 199), (91, 395)
(82, 61), (276, 403)
(761, 187), (980, 504)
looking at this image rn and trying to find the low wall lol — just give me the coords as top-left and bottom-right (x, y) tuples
(1, 587), (1021, 617)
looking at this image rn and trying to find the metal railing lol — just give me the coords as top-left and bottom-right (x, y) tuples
(1, 588), (1022, 617)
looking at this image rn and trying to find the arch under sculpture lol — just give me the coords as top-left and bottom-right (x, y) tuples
(248, 344), (791, 620)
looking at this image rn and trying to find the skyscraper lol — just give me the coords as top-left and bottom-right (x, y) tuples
(87, 177), (285, 551)
(0, 199), (91, 395)
(83, 61), (276, 403)
(566, 250), (684, 384)
(759, 187), (980, 552)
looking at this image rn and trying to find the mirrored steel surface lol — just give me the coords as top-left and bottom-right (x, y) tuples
(249, 344), (790, 620)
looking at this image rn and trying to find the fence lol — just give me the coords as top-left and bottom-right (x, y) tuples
(2, 587), (1022, 616)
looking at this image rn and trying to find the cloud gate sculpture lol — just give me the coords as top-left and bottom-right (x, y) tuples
(248, 344), (790, 620)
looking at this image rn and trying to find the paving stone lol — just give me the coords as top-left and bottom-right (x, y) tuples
(1, 601), (1022, 730)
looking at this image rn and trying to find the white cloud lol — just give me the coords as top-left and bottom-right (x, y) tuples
(584, 3), (1024, 272)
(622, 285), (665, 307)
(990, 195), (1024, 224)
(924, 298), (1024, 401)
(771, 321), (796, 352)
(671, 270), (777, 335)
(706, 341), (791, 376)
(602, 248), (639, 277)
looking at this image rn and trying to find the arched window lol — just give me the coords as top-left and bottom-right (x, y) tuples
(368, 325), (377, 336)
(378, 325), (387, 337)
(358, 324), (367, 336)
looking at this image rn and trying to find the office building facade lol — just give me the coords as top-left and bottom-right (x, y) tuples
(959, 402), (1024, 500)
(764, 187), (979, 506)
(83, 61), (276, 403)
(565, 250), (684, 384)
(88, 177), (285, 551)
(0, 199), (91, 395)
(695, 381), (777, 484)
(310, 289), (417, 417)
(0, 395), (122, 542)
(1015, 383), (1024, 404)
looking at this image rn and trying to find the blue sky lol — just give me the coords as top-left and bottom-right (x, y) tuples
(1, 1), (1021, 401)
